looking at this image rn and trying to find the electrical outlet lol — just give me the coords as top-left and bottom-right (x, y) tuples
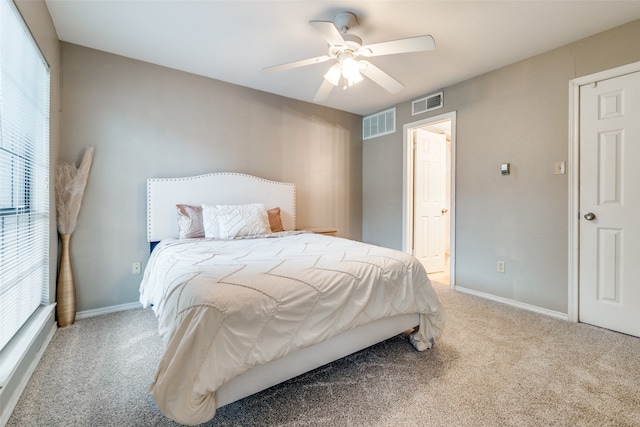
(132, 262), (141, 275)
(497, 260), (505, 273)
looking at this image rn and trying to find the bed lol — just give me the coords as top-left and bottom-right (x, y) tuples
(139, 172), (446, 425)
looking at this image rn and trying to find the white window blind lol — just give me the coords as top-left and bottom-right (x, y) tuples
(0, 0), (50, 351)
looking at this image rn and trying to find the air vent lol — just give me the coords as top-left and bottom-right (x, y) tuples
(412, 91), (444, 115)
(363, 107), (396, 140)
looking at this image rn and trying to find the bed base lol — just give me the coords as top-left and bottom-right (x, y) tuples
(217, 313), (419, 407)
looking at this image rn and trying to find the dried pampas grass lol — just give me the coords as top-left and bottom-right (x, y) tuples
(55, 147), (94, 235)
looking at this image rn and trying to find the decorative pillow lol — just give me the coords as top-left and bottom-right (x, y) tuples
(201, 204), (222, 238)
(217, 213), (248, 239)
(176, 204), (204, 239)
(202, 203), (271, 238)
(267, 207), (284, 232)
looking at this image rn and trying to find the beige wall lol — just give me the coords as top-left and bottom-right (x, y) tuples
(60, 43), (362, 312)
(363, 19), (640, 314)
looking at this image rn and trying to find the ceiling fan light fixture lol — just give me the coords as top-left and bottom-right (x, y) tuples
(345, 71), (363, 88)
(341, 56), (361, 81)
(263, 11), (435, 100)
(324, 63), (341, 86)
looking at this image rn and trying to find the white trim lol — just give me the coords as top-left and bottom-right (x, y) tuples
(567, 60), (640, 323)
(403, 111), (457, 288)
(454, 286), (569, 321)
(0, 305), (56, 427)
(75, 302), (142, 320)
(568, 79), (580, 323)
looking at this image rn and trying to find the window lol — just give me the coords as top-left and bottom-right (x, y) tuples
(0, 0), (50, 351)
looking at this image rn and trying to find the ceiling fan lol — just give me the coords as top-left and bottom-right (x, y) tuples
(262, 11), (435, 101)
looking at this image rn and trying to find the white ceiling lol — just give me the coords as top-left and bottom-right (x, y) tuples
(44, 1), (640, 116)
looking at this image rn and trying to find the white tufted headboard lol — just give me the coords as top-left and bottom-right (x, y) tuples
(147, 172), (296, 242)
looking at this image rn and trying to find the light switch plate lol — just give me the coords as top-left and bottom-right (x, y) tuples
(501, 163), (510, 175)
(555, 161), (566, 175)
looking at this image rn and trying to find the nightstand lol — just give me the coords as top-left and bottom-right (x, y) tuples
(302, 227), (338, 237)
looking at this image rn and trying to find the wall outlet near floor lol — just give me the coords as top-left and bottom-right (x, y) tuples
(132, 262), (141, 275)
(497, 260), (505, 273)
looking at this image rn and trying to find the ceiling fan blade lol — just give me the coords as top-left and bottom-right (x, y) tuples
(313, 78), (335, 101)
(359, 35), (435, 57)
(359, 60), (404, 94)
(262, 55), (332, 74)
(309, 20), (346, 48)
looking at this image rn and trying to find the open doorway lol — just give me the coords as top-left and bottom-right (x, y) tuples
(403, 112), (456, 287)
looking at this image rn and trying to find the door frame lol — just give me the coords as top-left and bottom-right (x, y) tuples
(403, 111), (457, 288)
(568, 60), (640, 322)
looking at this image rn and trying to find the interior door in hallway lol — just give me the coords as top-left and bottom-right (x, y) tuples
(579, 70), (640, 337)
(413, 129), (447, 273)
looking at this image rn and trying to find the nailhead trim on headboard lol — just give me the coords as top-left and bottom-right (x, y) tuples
(147, 172), (296, 242)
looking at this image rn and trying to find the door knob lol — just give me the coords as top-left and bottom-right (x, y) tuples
(584, 212), (596, 221)
(441, 208), (449, 214)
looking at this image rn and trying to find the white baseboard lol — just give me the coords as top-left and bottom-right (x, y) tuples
(453, 285), (569, 321)
(75, 302), (142, 320)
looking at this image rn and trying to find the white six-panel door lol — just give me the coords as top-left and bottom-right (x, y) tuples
(579, 71), (640, 337)
(414, 129), (447, 273)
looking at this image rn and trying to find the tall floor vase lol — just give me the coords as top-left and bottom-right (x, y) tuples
(56, 233), (76, 327)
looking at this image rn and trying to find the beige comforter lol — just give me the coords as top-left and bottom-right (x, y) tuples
(140, 233), (445, 425)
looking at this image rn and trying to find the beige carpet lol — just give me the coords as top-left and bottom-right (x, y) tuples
(7, 281), (640, 426)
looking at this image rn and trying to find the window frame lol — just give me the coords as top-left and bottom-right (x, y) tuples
(0, 0), (51, 352)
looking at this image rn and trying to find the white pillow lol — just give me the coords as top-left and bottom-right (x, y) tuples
(202, 204), (222, 238)
(202, 203), (271, 238)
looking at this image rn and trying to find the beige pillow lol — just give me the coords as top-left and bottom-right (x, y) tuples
(267, 207), (284, 232)
(176, 204), (204, 239)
